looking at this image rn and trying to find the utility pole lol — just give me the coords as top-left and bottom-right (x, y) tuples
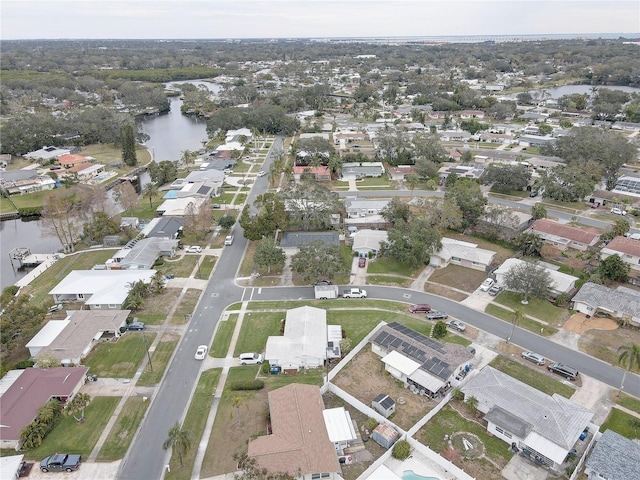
(141, 331), (153, 372)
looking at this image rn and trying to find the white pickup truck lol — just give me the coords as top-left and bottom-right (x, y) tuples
(342, 288), (367, 298)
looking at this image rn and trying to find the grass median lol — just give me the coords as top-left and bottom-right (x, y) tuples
(97, 396), (150, 461)
(137, 333), (179, 386)
(490, 355), (575, 398)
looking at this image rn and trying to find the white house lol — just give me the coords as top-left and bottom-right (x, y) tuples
(265, 306), (330, 371)
(462, 366), (594, 471)
(430, 237), (496, 272)
(494, 258), (578, 295)
(351, 229), (388, 257)
(156, 197), (207, 216)
(344, 198), (390, 218)
(571, 282), (640, 327)
(49, 270), (156, 309)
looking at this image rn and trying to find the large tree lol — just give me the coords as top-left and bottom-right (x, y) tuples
(82, 211), (120, 245)
(503, 261), (553, 304)
(379, 218), (442, 266)
(598, 254), (630, 282)
(148, 160), (177, 185)
(41, 192), (81, 253)
(513, 232), (544, 257)
(541, 165), (599, 202)
(480, 164), (531, 194)
(113, 181), (139, 214)
(120, 123), (138, 167)
(291, 241), (344, 281)
(280, 180), (341, 231)
(411, 131), (448, 165)
(254, 238), (286, 274)
(481, 204), (520, 240)
(445, 178), (487, 229)
(380, 198), (411, 226)
(162, 422), (194, 468)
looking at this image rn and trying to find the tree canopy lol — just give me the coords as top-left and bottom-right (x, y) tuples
(291, 241), (344, 281)
(503, 261), (553, 303)
(480, 164), (531, 194)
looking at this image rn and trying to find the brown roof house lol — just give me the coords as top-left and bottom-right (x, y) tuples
(601, 236), (640, 283)
(529, 219), (601, 252)
(0, 367), (88, 450)
(248, 384), (340, 479)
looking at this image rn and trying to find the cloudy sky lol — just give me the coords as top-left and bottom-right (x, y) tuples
(1, 0), (639, 40)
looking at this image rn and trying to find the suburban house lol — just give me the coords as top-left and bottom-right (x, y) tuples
(351, 229), (388, 257)
(27, 310), (129, 365)
(584, 429), (640, 480)
(341, 162), (385, 179)
(248, 384), (341, 480)
(24, 146), (72, 162)
(49, 270), (156, 309)
(156, 196), (207, 216)
(57, 153), (92, 169)
(438, 164), (486, 180)
(571, 282), (640, 327)
(141, 216), (184, 239)
(528, 219), (600, 251)
(459, 110), (486, 119)
(183, 169), (226, 185)
(601, 236), (640, 282)
(1, 175), (56, 195)
(107, 237), (178, 270)
(430, 237), (496, 272)
(344, 198), (390, 219)
(386, 165), (414, 181)
(293, 165), (332, 181)
(164, 180), (220, 199)
(265, 306), (341, 372)
(225, 127), (252, 143)
(322, 407), (358, 455)
(586, 189), (639, 208)
(461, 366), (594, 471)
(494, 258), (579, 296)
(518, 135), (556, 148)
(371, 322), (473, 398)
(0, 367), (88, 450)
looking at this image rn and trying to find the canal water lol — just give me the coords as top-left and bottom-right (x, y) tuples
(0, 81), (221, 289)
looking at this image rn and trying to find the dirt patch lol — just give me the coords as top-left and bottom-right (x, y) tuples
(564, 313), (618, 335)
(429, 265), (488, 293)
(424, 283), (468, 302)
(332, 346), (436, 431)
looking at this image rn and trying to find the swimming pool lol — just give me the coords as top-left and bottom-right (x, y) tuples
(402, 470), (440, 480)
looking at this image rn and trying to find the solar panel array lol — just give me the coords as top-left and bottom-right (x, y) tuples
(372, 322), (452, 380)
(615, 177), (640, 195)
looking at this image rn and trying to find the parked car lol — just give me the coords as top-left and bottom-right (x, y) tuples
(313, 279), (332, 286)
(257, 170), (266, 177)
(590, 202), (600, 209)
(488, 284), (502, 296)
(224, 235), (234, 245)
(529, 189), (539, 197)
(40, 453), (81, 473)
(610, 207), (627, 216)
(194, 345), (208, 360)
(426, 311), (448, 320)
(479, 278), (495, 292)
(185, 246), (202, 253)
(48, 304), (63, 314)
(239, 352), (263, 365)
(127, 321), (146, 331)
(358, 257), (366, 268)
(408, 304), (432, 313)
(521, 351), (546, 365)
(446, 320), (466, 332)
(547, 362), (579, 381)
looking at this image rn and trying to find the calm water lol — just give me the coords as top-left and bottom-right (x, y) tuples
(0, 82), (221, 289)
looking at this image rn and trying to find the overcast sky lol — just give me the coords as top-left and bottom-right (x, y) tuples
(1, 0), (639, 40)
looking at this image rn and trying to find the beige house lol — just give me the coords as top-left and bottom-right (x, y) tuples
(529, 219), (601, 252)
(601, 236), (640, 282)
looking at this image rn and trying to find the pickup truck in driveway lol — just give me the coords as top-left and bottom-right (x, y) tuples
(342, 288), (367, 298)
(40, 453), (82, 472)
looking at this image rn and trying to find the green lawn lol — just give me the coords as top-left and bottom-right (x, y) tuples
(367, 257), (419, 277)
(22, 397), (120, 461)
(233, 312), (283, 356)
(485, 304), (557, 336)
(493, 291), (565, 324)
(600, 408), (640, 440)
(137, 334), (179, 386)
(97, 397), (149, 461)
(133, 289), (180, 325)
(26, 250), (117, 305)
(489, 355), (575, 398)
(84, 333), (156, 378)
(0, 197), (18, 214)
(417, 404), (513, 468)
(211, 314), (238, 357)
(165, 369), (222, 480)
(125, 197), (164, 220)
(366, 275), (411, 286)
(158, 256), (198, 277)
(617, 393), (640, 415)
(197, 256), (216, 279)
(171, 289), (201, 324)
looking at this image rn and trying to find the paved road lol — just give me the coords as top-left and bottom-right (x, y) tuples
(118, 137), (284, 480)
(120, 143), (639, 478)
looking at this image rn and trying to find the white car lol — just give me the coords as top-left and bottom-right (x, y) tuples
(521, 351), (546, 366)
(256, 170), (266, 177)
(610, 207), (627, 216)
(479, 278), (495, 292)
(194, 345), (208, 360)
(239, 352), (263, 365)
(224, 235), (234, 246)
(185, 246), (202, 253)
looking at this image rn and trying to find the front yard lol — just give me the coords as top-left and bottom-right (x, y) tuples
(429, 265), (488, 293)
(84, 333), (156, 378)
(489, 355), (576, 398)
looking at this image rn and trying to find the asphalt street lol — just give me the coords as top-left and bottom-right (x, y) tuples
(119, 141), (639, 479)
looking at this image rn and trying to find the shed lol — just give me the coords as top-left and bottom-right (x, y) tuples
(322, 407), (357, 453)
(371, 423), (399, 449)
(371, 394), (395, 418)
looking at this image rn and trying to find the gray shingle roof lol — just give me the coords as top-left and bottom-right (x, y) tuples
(573, 282), (640, 319)
(585, 429), (640, 480)
(461, 367), (593, 450)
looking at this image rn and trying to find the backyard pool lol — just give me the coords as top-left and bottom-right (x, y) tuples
(402, 470), (440, 480)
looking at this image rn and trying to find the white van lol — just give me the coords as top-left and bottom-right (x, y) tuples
(239, 352), (263, 365)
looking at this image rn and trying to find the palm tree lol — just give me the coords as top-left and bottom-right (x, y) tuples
(163, 421), (194, 468)
(232, 396), (244, 426)
(617, 343), (640, 397)
(142, 182), (159, 209)
(65, 393), (91, 422)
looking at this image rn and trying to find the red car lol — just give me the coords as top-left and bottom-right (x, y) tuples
(408, 304), (432, 313)
(358, 257), (366, 268)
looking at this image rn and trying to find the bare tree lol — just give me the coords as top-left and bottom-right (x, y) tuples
(113, 182), (139, 214)
(41, 193), (81, 253)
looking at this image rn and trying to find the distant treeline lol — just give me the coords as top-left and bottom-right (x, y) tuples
(72, 67), (224, 83)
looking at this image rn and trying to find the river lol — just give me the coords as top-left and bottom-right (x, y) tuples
(0, 80), (221, 290)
